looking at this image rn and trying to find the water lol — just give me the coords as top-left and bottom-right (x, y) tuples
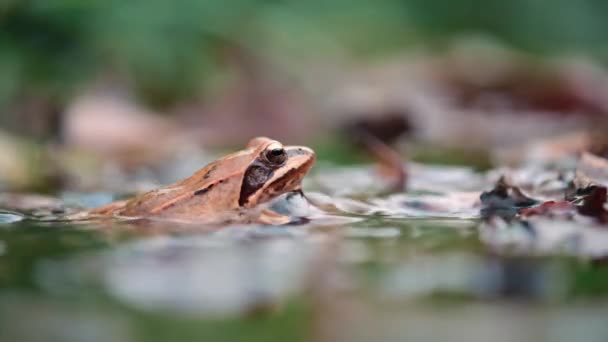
(1, 163), (608, 342)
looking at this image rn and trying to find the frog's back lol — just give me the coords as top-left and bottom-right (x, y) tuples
(88, 150), (257, 219)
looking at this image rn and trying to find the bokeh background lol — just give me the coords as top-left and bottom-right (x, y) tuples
(2, 0), (608, 193)
(2, 2), (608, 342)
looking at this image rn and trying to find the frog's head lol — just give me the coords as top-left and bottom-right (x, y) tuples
(239, 137), (316, 208)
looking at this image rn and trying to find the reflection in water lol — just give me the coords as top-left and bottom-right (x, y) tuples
(358, 253), (564, 301)
(480, 217), (608, 258)
(99, 235), (320, 316)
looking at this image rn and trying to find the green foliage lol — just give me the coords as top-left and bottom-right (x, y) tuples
(3, 0), (608, 108)
(406, 0), (608, 56)
(0, 1), (95, 103)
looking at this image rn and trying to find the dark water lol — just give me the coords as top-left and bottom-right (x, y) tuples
(1, 164), (608, 342)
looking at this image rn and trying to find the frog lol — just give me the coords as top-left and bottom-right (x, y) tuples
(83, 137), (316, 224)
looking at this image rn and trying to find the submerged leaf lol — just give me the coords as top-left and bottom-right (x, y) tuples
(480, 176), (539, 220)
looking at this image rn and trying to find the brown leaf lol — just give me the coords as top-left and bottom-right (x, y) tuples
(480, 176), (539, 220)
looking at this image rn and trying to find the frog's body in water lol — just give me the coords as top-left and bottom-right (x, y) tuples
(87, 137), (315, 224)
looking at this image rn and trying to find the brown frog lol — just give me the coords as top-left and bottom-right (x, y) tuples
(85, 137), (316, 224)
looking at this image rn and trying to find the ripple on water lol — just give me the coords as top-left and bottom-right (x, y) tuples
(345, 227), (401, 239)
(0, 211), (24, 224)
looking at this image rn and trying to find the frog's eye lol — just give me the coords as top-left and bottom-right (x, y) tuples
(264, 147), (287, 165)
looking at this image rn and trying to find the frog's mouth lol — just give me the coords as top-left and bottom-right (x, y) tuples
(239, 146), (315, 208)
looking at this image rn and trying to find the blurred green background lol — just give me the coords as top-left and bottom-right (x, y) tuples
(3, 0), (608, 139)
